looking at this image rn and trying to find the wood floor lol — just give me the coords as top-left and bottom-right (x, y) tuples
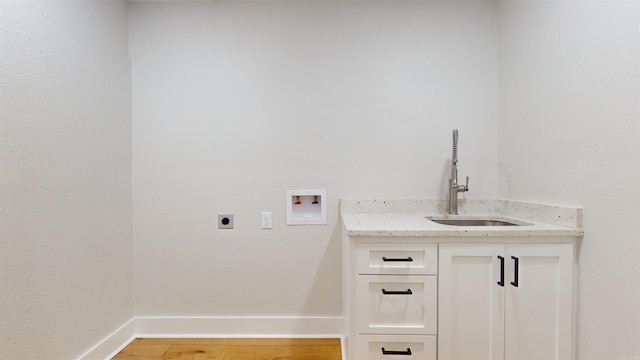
(112, 338), (342, 360)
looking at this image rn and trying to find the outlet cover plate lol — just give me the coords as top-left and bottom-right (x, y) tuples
(218, 213), (234, 229)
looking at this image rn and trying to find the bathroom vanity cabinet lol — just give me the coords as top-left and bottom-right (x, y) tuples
(340, 199), (583, 360)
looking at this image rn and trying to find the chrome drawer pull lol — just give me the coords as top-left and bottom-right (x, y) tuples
(382, 256), (413, 262)
(382, 347), (412, 356)
(381, 288), (413, 295)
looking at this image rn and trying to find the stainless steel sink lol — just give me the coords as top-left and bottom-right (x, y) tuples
(426, 216), (530, 226)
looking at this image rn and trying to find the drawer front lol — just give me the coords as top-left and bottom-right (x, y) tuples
(356, 334), (437, 360)
(357, 243), (438, 275)
(356, 275), (437, 335)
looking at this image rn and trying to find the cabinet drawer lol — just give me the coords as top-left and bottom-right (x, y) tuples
(356, 275), (437, 335)
(356, 243), (437, 275)
(356, 334), (437, 360)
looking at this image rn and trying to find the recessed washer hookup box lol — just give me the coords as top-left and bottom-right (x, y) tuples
(286, 189), (327, 225)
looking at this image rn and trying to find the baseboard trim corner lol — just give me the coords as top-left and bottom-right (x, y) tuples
(76, 316), (343, 359)
(76, 318), (136, 360)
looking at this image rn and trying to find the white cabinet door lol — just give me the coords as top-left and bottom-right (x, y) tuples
(439, 243), (575, 360)
(504, 243), (574, 360)
(438, 244), (505, 360)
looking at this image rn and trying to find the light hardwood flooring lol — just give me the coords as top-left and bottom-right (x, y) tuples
(112, 338), (342, 360)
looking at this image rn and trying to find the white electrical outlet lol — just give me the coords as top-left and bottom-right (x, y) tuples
(261, 212), (272, 229)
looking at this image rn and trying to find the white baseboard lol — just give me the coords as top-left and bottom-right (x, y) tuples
(76, 318), (136, 360)
(77, 316), (343, 360)
(135, 316), (343, 338)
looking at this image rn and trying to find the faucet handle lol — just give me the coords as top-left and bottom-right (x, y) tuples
(464, 176), (469, 191)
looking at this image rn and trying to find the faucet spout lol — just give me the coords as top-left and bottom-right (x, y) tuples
(448, 129), (469, 215)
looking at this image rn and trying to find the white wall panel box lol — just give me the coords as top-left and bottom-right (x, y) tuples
(286, 190), (327, 225)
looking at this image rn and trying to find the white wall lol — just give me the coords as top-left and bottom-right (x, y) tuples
(129, 1), (498, 319)
(0, 1), (133, 359)
(498, 1), (640, 359)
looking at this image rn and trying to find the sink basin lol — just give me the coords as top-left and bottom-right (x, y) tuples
(426, 216), (530, 226)
(431, 219), (519, 226)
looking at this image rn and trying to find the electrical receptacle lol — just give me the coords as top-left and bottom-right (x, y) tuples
(262, 212), (272, 229)
(218, 213), (234, 229)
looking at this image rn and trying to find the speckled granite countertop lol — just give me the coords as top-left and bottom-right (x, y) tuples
(341, 199), (583, 237)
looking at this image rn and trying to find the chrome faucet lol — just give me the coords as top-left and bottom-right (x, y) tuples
(448, 129), (469, 215)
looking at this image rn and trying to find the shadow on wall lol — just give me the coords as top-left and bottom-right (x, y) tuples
(296, 206), (343, 333)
